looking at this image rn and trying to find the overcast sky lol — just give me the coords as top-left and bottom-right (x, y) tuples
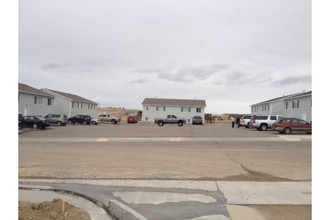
(19, 0), (311, 114)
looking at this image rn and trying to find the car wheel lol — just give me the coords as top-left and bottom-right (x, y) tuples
(284, 128), (291, 134)
(57, 121), (62, 126)
(32, 123), (38, 129)
(83, 121), (87, 125)
(158, 121), (164, 126)
(260, 124), (268, 131)
(178, 121), (183, 126)
(111, 120), (117, 124)
(92, 121), (96, 125)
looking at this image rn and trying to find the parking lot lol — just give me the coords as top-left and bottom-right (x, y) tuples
(19, 122), (311, 181)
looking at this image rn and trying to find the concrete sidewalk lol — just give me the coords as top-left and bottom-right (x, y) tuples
(19, 179), (311, 220)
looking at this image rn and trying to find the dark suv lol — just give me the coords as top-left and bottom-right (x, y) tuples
(68, 115), (92, 125)
(44, 114), (68, 126)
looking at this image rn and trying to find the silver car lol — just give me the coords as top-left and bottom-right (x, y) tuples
(44, 114), (68, 126)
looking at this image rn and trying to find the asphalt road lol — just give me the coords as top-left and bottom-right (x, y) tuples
(18, 122), (312, 220)
(19, 123), (311, 181)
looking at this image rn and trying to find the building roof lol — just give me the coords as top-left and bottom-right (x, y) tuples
(251, 91), (312, 106)
(142, 98), (206, 107)
(19, 83), (54, 98)
(284, 91), (312, 101)
(44, 89), (98, 104)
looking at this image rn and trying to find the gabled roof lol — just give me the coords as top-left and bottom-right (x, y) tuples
(284, 91), (311, 101)
(44, 89), (98, 104)
(251, 91), (312, 106)
(142, 98), (206, 107)
(19, 83), (54, 98)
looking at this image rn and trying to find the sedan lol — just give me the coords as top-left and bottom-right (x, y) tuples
(274, 117), (312, 134)
(127, 116), (138, 123)
(24, 116), (50, 129)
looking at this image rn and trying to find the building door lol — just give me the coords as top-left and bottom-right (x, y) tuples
(24, 105), (29, 116)
(302, 111), (306, 121)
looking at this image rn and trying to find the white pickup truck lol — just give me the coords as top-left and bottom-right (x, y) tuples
(97, 114), (121, 124)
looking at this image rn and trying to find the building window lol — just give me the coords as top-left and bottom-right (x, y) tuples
(292, 100), (300, 109)
(163, 106), (166, 111)
(145, 117), (149, 121)
(181, 107), (184, 112)
(156, 106), (159, 111)
(146, 106), (149, 111)
(286, 102), (288, 109)
(196, 108), (201, 113)
(188, 107), (191, 112)
(34, 96), (43, 104)
(47, 98), (52, 105)
(81, 103), (83, 109)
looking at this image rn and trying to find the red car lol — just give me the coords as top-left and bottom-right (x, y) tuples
(127, 116), (138, 123)
(274, 117), (311, 134)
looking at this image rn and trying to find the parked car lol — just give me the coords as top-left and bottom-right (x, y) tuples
(91, 118), (101, 125)
(68, 115), (92, 125)
(192, 116), (203, 125)
(274, 118), (312, 134)
(97, 114), (121, 124)
(241, 115), (255, 128)
(19, 113), (25, 130)
(154, 115), (186, 127)
(252, 115), (283, 131)
(23, 116), (50, 129)
(44, 114), (68, 126)
(127, 116), (138, 124)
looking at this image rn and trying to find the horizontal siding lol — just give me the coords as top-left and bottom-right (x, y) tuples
(142, 105), (205, 123)
(19, 93), (54, 116)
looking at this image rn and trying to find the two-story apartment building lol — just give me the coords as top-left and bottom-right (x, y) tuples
(41, 89), (98, 117)
(19, 83), (55, 116)
(250, 91), (312, 122)
(19, 83), (98, 117)
(142, 98), (206, 123)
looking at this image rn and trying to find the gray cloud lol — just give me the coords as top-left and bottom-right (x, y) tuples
(213, 70), (274, 87)
(128, 78), (150, 84)
(272, 75), (311, 87)
(42, 62), (73, 70)
(134, 64), (230, 83)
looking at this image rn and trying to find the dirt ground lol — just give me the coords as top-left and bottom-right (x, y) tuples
(19, 199), (91, 220)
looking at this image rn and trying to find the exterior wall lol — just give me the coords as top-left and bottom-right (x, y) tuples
(142, 105), (205, 123)
(42, 89), (98, 117)
(70, 101), (97, 117)
(251, 104), (270, 115)
(271, 101), (285, 116)
(18, 93), (54, 116)
(51, 96), (71, 116)
(284, 96), (312, 122)
(250, 93), (312, 122)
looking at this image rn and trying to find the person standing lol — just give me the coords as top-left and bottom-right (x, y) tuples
(236, 116), (240, 128)
(230, 116), (235, 128)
